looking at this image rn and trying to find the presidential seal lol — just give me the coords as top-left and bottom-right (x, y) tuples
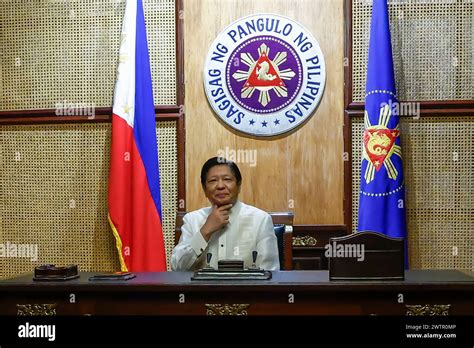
(203, 14), (326, 137)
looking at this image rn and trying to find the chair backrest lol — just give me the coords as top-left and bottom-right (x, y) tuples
(328, 231), (404, 280)
(174, 211), (294, 270)
(273, 224), (286, 270)
(267, 212), (294, 270)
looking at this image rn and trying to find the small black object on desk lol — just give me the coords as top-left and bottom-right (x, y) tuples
(33, 264), (79, 281)
(89, 272), (136, 281)
(218, 259), (244, 270)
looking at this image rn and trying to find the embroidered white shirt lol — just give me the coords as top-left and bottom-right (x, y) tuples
(171, 200), (279, 271)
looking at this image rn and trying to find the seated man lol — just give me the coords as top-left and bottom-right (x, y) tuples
(171, 157), (279, 271)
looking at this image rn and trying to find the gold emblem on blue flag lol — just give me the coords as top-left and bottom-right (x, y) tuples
(362, 104), (403, 184)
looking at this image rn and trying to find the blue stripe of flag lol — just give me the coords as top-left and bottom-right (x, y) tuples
(132, 0), (162, 219)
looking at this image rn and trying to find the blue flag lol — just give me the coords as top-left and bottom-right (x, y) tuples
(358, 0), (408, 266)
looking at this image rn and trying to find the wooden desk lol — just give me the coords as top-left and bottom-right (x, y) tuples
(0, 270), (473, 316)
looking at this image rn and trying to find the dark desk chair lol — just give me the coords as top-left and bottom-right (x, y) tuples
(174, 211), (294, 270)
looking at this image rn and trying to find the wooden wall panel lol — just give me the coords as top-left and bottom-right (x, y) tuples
(184, 0), (344, 224)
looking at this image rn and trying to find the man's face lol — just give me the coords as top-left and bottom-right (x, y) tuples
(203, 165), (241, 207)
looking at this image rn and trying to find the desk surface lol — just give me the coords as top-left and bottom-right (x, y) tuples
(1, 270), (473, 315)
(1, 270), (474, 291)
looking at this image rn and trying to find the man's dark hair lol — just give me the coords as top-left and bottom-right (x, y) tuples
(200, 157), (242, 187)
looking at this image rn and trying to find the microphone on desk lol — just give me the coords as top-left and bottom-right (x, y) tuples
(250, 251), (258, 269)
(205, 253), (213, 269)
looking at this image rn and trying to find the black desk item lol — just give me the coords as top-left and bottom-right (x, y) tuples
(89, 272), (136, 281)
(33, 264), (79, 281)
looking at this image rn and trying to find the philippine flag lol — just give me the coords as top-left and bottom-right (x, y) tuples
(108, 0), (167, 272)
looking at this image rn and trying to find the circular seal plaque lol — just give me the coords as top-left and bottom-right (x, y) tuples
(203, 14), (326, 137)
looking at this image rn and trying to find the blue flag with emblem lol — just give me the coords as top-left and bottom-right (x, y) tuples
(358, 0), (408, 267)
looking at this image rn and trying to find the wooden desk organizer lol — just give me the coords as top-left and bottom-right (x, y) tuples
(33, 264), (79, 281)
(328, 231), (404, 280)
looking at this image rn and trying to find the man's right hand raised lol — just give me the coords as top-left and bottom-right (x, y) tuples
(200, 204), (233, 241)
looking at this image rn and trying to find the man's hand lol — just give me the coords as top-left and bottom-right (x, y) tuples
(200, 204), (232, 241)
